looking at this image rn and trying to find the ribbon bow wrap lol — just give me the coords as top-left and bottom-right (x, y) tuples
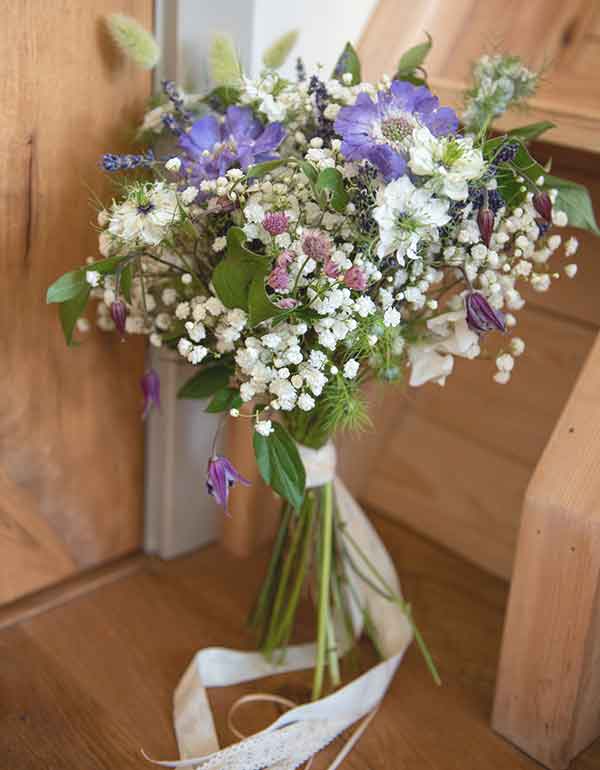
(148, 443), (412, 770)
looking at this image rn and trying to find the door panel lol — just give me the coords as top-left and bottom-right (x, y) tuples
(0, 1), (152, 604)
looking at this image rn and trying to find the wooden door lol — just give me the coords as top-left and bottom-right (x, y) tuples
(0, 1), (152, 605)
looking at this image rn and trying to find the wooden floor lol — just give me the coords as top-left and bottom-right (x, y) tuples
(2, 513), (599, 770)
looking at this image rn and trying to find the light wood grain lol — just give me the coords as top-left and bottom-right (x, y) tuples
(493, 333), (600, 769)
(0, 1), (151, 604)
(2, 513), (599, 768)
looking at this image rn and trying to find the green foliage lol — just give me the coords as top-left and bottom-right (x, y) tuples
(206, 387), (242, 413)
(332, 42), (361, 86)
(544, 175), (600, 235)
(320, 375), (371, 435)
(262, 29), (299, 70)
(507, 121), (555, 143)
(202, 85), (242, 113)
(177, 364), (232, 399)
(47, 270), (86, 304)
(395, 34), (431, 84)
(246, 159), (286, 178)
(106, 13), (160, 70)
(59, 287), (90, 347)
(212, 227), (270, 311)
(210, 34), (243, 86)
(315, 168), (349, 213)
(119, 262), (133, 302)
(248, 271), (280, 327)
(253, 423), (306, 510)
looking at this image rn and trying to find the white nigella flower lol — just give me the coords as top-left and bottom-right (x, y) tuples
(408, 128), (485, 200)
(108, 182), (181, 246)
(373, 176), (450, 263)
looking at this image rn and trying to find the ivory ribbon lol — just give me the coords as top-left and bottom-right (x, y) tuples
(146, 443), (413, 770)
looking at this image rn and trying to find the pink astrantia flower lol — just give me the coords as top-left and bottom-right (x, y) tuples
(263, 211), (289, 235)
(276, 250), (294, 268)
(277, 297), (298, 310)
(301, 229), (331, 261)
(206, 455), (250, 513)
(141, 369), (160, 419)
(324, 258), (341, 279)
(343, 265), (367, 291)
(268, 265), (290, 291)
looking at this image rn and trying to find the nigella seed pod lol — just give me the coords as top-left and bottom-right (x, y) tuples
(110, 300), (127, 337)
(465, 291), (506, 334)
(533, 191), (552, 222)
(477, 207), (494, 247)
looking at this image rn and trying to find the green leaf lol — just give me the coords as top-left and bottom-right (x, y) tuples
(202, 85), (242, 112)
(493, 139), (547, 207)
(507, 121), (556, 143)
(210, 33), (242, 86)
(212, 227), (270, 310)
(298, 160), (318, 184)
(47, 270), (86, 303)
(315, 167), (348, 212)
(59, 286), (90, 346)
(396, 34), (432, 79)
(119, 262), (133, 302)
(177, 364), (232, 400)
(332, 42), (361, 85)
(544, 175), (600, 235)
(262, 29), (299, 69)
(248, 271), (280, 326)
(253, 423), (306, 510)
(246, 159), (286, 178)
(206, 387), (243, 413)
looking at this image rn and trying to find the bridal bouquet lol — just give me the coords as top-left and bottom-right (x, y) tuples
(48, 27), (598, 713)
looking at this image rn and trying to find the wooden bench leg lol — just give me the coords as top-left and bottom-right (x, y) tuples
(492, 335), (600, 769)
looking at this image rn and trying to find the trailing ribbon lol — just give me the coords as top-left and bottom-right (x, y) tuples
(144, 443), (412, 770)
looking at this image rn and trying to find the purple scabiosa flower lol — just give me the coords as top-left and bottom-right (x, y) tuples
(301, 229), (331, 261)
(465, 292), (506, 334)
(533, 191), (552, 222)
(267, 265), (290, 291)
(206, 455), (250, 513)
(343, 265), (367, 291)
(334, 80), (458, 181)
(110, 299), (127, 337)
(141, 369), (160, 419)
(477, 207), (494, 247)
(178, 106), (286, 184)
(263, 211), (289, 236)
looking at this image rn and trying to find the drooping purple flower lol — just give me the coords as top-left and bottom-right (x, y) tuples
(533, 191), (552, 222)
(178, 106), (286, 185)
(206, 455), (250, 513)
(141, 369), (160, 419)
(301, 229), (331, 261)
(477, 207), (494, 247)
(110, 300), (127, 337)
(343, 265), (367, 291)
(334, 80), (458, 181)
(465, 292), (506, 334)
(263, 211), (289, 236)
(267, 265), (290, 291)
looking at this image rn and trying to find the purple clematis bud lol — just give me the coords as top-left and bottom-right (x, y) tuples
(533, 191), (552, 222)
(477, 207), (494, 247)
(141, 368), (160, 419)
(465, 291), (506, 334)
(110, 300), (127, 337)
(206, 456), (250, 513)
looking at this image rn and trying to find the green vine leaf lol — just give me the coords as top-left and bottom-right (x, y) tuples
(177, 364), (233, 400)
(253, 423), (306, 510)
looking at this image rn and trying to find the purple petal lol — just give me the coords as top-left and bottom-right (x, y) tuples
(141, 369), (160, 419)
(367, 144), (406, 181)
(180, 115), (222, 154)
(465, 292), (506, 334)
(225, 106), (262, 142)
(252, 122), (286, 155)
(206, 456), (250, 513)
(426, 106), (459, 136)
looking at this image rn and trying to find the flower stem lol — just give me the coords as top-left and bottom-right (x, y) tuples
(312, 481), (334, 700)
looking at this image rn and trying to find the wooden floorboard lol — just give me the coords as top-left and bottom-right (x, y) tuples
(1, 514), (599, 769)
